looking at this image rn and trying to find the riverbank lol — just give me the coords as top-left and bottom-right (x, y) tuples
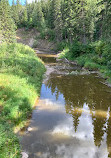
(0, 43), (45, 157)
(58, 41), (111, 84)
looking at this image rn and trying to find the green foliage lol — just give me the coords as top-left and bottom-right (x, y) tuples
(0, 0), (16, 43)
(59, 40), (111, 74)
(84, 62), (99, 70)
(69, 41), (84, 58)
(0, 43), (45, 157)
(93, 41), (106, 56)
(60, 41), (94, 59)
(10, 0), (111, 44)
(21, 8), (28, 27)
(40, 28), (55, 41)
(32, 2), (45, 29)
(107, 60), (111, 69)
(0, 120), (20, 158)
(53, 0), (63, 41)
(56, 41), (69, 51)
(76, 54), (91, 67)
(59, 47), (70, 59)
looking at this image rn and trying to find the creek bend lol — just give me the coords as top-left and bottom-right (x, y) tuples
(20, 53), (111, 158)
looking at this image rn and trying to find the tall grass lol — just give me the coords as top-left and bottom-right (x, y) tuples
(0, 43), (45, 157)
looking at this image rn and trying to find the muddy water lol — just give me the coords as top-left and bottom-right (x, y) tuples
(20, 54), (111, 158)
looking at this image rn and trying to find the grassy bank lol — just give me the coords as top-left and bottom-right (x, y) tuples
(0, 43), (45, 157)
(59, 40), (111, 82)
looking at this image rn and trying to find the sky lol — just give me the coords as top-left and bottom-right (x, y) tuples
(8, 0), (34, 5)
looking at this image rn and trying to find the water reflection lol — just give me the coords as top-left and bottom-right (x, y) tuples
(21, 54), (111, 158)
(45, 73), (111, 156)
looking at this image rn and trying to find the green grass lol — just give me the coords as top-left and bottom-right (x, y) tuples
(0, 43), (46, 157)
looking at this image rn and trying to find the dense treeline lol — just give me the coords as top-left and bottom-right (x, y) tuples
(1, 0), (111, 44)
(9, 0), (111, 44)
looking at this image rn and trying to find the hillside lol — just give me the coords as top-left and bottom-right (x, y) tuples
(16, 28), (56, 52)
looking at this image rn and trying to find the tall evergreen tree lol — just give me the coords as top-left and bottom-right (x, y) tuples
(32, 1), (45, 29)
(98, 0), (111, 39)
(46, 0), (55, 29)
(64, 0), (77, 42)
(0, 0), (16, 43)
(53, 0), (63, 41)
(21, 7), (28, 27)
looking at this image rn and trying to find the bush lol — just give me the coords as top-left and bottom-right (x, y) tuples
(102, 42), (111, 61)
(56, 41), (70, 51)
(92, 55), (106, 65)
(58, 47), (70, 59)
(40, 28), (55, 41)
(76, 54), (90, 67)
(59, 40), (111, 80)
(107, 60), (111, 69)
(94, 40), (105, 56)
(69, 41), (94, 59)
(84, 61), (99, 70)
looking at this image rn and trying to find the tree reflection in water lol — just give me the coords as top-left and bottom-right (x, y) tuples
(45, 73), (111, 154)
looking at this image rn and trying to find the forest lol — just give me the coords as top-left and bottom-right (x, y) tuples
(0, 0), (111, 157)
(1, 0), (111, 79)
(1, 0), (111, 43)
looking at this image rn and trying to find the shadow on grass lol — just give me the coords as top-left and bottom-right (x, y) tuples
(0, 85), (32, 126)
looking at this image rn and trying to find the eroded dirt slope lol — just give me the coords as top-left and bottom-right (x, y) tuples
(16, 28), (56, 52)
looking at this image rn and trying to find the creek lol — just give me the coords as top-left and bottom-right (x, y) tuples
(20, 53), (111, 158)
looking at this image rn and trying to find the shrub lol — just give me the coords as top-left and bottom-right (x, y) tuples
(94, 41), (106, 56)
(76, 54), (89, 67)
(32, 40), (38, 48)
(40, 28), (55, 41)
(107, 60), (111, 69)
(58, 47), (70, 59)
(84, 61), (99, 70)
(69, 41), (94, 59)
(56, 41), (70, 51)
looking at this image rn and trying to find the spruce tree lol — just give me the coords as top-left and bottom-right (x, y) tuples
(97, 0), (111, 39)
(47, 0), (55, 29)
(32, 1), (45, 29)
(21, 7), (28, 27)
(53, 0), (63, 41)
(0, 0), (16, 43)
(64, 0), (78, 42)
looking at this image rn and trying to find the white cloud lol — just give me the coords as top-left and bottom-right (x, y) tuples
(27, 0), (35, 3)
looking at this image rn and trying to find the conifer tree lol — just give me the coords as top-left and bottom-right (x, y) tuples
(12, 0), (19, 26)
(21, 7), (28, 27)
(53, 0), (63, 41)
(0, 0), (16, 43)
(64, 0), (78, 42)
(32, 1), (45, 29)
(97, 0), (111, 39)
(47, 0), (55, 29)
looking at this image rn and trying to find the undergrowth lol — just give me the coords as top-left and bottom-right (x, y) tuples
(59, 40), (111, 80)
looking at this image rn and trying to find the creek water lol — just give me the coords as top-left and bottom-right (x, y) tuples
(20, 53), (111, 158)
